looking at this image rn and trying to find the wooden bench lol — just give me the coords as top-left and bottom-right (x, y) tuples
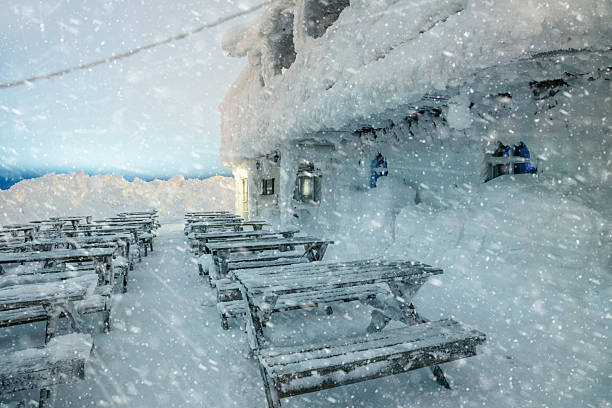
(216, 282), (386, 331)
(209, 253), (309, 286)
(256, 319), (486, 408)
(0, 333), (93, 407)
(206, 237), (333, 279)
(0, 294), (111, 333)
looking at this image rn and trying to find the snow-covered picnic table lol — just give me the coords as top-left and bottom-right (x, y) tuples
(191, 229), (299, 255)
(0, 275), (99, 341)
(0, 225), (39, 241)
(205, 236), (333, 279)
(92, 219), (155, 232)
(49, 215), (93, 229)
(189, 219), (269, 234)
(233, 258), (486, 408)
(0, 247), (117, 286)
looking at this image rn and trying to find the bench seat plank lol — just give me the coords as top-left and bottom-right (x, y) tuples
(263, 284), (389, 312)
(259, 319), (485, 398)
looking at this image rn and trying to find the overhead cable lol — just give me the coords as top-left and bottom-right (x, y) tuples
(0, 1), (273, 89)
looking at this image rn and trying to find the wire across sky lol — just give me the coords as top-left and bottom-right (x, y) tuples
(0, 1), (273, 89)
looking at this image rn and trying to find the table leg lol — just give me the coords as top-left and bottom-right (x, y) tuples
(240, 286), (266, 352)
(304, 243), (328, 261)
(39, 388), (52, 408)
(217, 249), (230, 280)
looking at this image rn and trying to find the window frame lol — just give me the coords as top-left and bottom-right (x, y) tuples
(261, 178), (275, 196)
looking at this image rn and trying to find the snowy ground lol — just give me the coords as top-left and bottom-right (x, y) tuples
(4, 210), (609, 407)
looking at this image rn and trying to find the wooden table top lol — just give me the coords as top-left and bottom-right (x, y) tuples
(0, 247), (116, 264)
(192, 229), (299, 240)
(234, 259), (442, 296)
(0, 275), (97, 311)
(206, 236), (333, 252)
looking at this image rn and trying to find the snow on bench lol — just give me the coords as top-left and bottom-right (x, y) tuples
(216, 283), (387, 331)
(256, 319), (486, 408)
(0, 294), (111, 333)
(209, 253), (310, 287)
(0, 270), (97, 290)
(0, 333), (93, 406)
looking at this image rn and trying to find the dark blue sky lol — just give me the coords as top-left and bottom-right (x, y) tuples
(0, 0), (259, 188)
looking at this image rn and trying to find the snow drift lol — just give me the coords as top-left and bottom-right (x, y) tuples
(0, 172), (234, 224)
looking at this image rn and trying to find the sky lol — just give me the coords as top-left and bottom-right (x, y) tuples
(0, 0), (261, 187)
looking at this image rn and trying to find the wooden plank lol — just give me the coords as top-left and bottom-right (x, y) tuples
(258, 319), (485, 397)
(235, 260), (441, 295)
(0, 276), (96, 311)
(206, 237), (333, 252)
(0, 248), (115, 264)
(266, 284), (390, 312)
(0, 270), (97, 289)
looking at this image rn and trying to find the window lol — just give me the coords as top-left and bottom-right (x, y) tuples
(294, 163), (322, 203)
(484, 141), (537, 182)
(261, 178), (275, 195)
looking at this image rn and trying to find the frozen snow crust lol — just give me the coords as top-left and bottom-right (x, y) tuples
(0, 172), (234, 224)
(220, 0), (611, 162)
(303, 174), (610, 407)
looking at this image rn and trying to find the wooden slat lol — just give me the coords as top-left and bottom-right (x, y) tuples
(258, 319), (485, 397)
(235, 260), (441, 295)
(267, 284), (389, 311)
(206, 237), (333, 252)
(0, 270), (97, 289)
(0, 248), (115, 264)
(0, 276), (96, 311)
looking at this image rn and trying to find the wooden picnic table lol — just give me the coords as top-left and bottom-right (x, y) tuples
(0, 225), (39, 241)
(60, 225), (141, 240)
(31, 234), (132, 260)
(234, 258), (485, 408)
(234, 258), (443, 343)
(0, 247), (116, 285)
(93, 219), (153, 230)
(0, 275), (97, 341)
(190, 220), (268, 234)
(206, 236), (333, 278)
(49, 216), (93, 229)
(192, 229), (300, 254)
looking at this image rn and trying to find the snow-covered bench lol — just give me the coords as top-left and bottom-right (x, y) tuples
(0, 294), (111, 333)
(0, 271), (114, 332)
(0, 333), (93, 407)
(256, 319), (486, 408)
(216, 281), (386, 331)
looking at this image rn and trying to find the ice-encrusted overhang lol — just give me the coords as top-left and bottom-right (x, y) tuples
(219, 0), (612, 165)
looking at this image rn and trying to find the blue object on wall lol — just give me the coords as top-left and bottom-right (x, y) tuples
(513, 141), (537, 174)
(370, 153), (388, 188)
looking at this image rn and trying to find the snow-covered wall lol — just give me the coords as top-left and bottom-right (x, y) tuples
(0, 172), (234, 224)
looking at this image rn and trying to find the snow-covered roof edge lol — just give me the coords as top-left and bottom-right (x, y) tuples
(219, 0), (612, 164)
